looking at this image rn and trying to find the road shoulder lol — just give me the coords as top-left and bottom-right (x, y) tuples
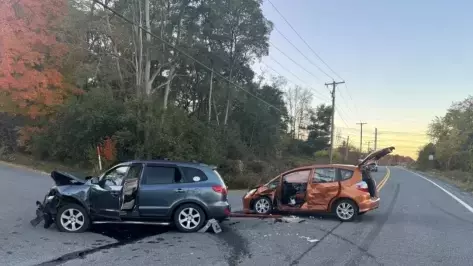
(403, 167), (473, 212)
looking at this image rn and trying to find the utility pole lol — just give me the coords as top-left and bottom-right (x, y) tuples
(367, 141), (371, 152)
(326, 80), (345, 164)
(344, 136), (350, 162)
(208, 69), (213, 122)
(374, 127), (378, 151)
(356, 122), (367, 155)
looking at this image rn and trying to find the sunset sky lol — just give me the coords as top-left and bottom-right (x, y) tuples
(251, 0), (472, 159)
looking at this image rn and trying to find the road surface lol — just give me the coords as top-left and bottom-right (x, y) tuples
(1, 163), (473, 266)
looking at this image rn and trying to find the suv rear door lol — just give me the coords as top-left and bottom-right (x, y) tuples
(138, 163), (187, 217)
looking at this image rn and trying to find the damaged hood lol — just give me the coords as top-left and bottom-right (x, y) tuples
(50, 171), (87, 186)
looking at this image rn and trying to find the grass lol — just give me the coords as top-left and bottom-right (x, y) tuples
(0, 152), (90, 175)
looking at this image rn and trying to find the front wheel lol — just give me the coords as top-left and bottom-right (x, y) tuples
(334, 199), (358, 222)
(173, 204), (206, 233)
(55, 203), (90, 233)
(253, 197), (272, 214)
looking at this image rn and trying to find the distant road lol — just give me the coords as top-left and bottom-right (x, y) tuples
(1, 164), (473, 265)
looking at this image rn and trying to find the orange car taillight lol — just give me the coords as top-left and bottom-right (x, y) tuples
(356, 181), (369, 193)
(212, 185), (228, 195)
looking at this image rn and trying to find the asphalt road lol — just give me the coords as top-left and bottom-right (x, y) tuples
(1, 163), (473, 266)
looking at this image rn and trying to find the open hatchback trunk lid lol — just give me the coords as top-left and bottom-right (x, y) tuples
(50, 171), (86, 186)
(358, 146), (395, 167)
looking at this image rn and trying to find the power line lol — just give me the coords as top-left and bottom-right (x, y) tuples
(342, 83), (361, 118)
(272, 25), (334, 80)
(267, 56), (309, 85)
(92, 0), (282, 113)
(267, 0), (344, 81)
(265, 57), (330, 102)
(265, 0), (362, 128)
(269, 41), (322, 83)
(261, 59), (328, 101)
(336, 89), (357, 121)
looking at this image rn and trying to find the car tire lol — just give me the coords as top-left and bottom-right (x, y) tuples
(173, 204), (206, 233)
(253, 197), (272, 214)
(55, 203), (90, 233)
(333, 199), (358, 222)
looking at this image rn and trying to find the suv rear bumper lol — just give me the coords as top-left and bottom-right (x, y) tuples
(207, 202), (231, 220)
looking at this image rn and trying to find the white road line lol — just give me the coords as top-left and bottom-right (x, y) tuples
(403, 168), (473, 214)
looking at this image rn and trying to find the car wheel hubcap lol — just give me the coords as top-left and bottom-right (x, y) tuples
(255, 198), (270, 213)
(178, 207), (201, 230)
(336, 203), (355, 220)
(60, 208), (85, 231)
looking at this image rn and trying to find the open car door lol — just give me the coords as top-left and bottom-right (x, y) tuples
(358, 146), (395, 167)
(119, 163), (144, 214)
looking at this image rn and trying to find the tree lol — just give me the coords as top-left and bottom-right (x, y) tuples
(0, 0), (70, 118)
(0, 0), (73, 148)
(418, 96), (473, 171)
(305, 104), (332, 153)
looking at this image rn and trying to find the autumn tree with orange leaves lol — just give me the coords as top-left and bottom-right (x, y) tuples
(0, 0), (72, 145)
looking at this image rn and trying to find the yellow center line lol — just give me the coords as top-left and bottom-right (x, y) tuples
(377, 166), (391, 191)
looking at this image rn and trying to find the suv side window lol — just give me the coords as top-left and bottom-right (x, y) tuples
(124, 164), (143, 181)
(142, 165), (181, 185)
(181, 167), (208, 183)
(339, 169), (354, 181)
(313, 168), (336, 183)
(102, 165), (130, 187)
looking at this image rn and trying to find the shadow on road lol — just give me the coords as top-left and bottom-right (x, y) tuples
(90, 224), (170, 242)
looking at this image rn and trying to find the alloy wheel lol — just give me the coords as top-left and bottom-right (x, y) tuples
(60, 208), (85, 232)
(336, 202), (355, 220)
(178, 207), (201, 230)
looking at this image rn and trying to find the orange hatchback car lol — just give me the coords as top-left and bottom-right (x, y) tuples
(242, 147), (395, 221)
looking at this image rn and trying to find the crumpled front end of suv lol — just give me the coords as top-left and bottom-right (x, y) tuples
(30, 171), (91, 228)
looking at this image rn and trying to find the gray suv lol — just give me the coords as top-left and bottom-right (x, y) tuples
(31, 160), (231, 233)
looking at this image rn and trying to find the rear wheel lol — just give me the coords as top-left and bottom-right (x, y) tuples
(253, 197), (272, 214)
(173, 204), (206, 233)
(333, 199), (358, 222)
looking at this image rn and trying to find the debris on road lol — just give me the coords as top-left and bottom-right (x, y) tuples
(274, 215), (305, 223)
(229, 212), (283, 219)
(198, 219), (222, 234)
(299, 236), (319, 243)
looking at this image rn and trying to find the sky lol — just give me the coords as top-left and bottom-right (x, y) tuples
(251, 0), (473, 159)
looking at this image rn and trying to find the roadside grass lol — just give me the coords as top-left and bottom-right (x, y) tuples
(410, 165), (473, 192)
(0, 152), (89, 175)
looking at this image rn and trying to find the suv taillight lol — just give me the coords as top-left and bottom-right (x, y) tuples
(356, 181), (369, 193)
(212, 185), (227, 195)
